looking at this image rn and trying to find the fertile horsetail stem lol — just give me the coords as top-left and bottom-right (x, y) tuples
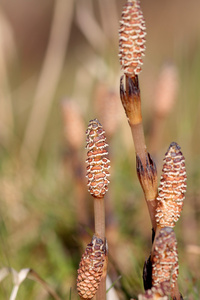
(151, 227), (182, 299)
(120, 75), (157, 231)
(86, 119), (110, 200)
(119, 0), (146, 77)
(77, 235), (107, 299)
(85, 119), (110, 300)
(152, 228), (179, 289)
(156, 142), (187, 228)
(151, 143), (186, 299)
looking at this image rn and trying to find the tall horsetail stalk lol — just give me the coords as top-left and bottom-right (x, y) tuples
(119, 0), (146, 77)
(120, 76), (158, 231)
(119, 0), (157, 232)
(77, 119), (110, 300)
(119, 1), (187, 299)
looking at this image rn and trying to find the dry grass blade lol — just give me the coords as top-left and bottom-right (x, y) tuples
(150, 63), (179, 154)
(0, 10), (16, 145)
(153, 63), (179, 118)
(106, 275), (121, 300)
(61, 99), (85, 151)
(186, 244), (200, 255)
(75, 0), (107, 53)
(94, 83), (120, 139)
(0, 267), (10, 281)
(61, 98), (89, 234)
(21, 0), (74, 164)
(0, 267), (61, 300)
(98, 0), (119, 43)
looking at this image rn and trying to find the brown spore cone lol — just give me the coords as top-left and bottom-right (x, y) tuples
(119, 0), (146, 76)
(86, 119), (110, 198)
(77, 235), (107, 299)
(152, 227), (179, 289)
(156, 142), (187, 228)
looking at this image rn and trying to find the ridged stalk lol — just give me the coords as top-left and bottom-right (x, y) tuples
(120, 75), (158, 231)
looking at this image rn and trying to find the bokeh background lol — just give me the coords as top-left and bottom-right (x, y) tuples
(0, 0), (200, 299)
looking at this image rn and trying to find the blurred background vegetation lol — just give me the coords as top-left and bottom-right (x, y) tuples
(0, 0), (200, 299)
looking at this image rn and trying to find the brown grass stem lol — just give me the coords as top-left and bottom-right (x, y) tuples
(61, 99), (88, 232)
(69, 149), (88, 230)
(98, 0), (119, 43)
(75, 1), (107, 53)
(0, 11), (16, 144)
(149, 114), (166, 156)
(21, 0), (74, 164)
(149, 63), (178, 155)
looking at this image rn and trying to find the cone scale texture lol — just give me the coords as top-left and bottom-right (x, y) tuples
(119, 0), (146, 76)
(156, 142), (187, 228)
(86, 119), (110, 198)
(138, 281), (170, 300)
(152, 227), (179, 289)
(77, 235), (107, 299)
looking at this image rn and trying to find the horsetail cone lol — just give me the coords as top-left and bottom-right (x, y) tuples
(86, 119), (110, 198)
(152, 228), (179, 289)
(77, 235), (107, 299)
(156, 142), (187, 228)
(119, 0), (146, 77)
